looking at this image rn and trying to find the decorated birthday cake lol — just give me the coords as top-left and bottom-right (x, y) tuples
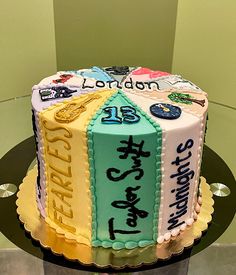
(31, 66), (208, 250)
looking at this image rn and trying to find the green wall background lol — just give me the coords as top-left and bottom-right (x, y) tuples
(0, 0), (56, 101)
(53, 0), (178, 71)
(172, 0), (236, 177)
(172, 0), (236, 107)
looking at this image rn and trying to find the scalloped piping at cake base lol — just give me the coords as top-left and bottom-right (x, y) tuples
(157, 188), (204, 244)
(157, 217), (195, 244)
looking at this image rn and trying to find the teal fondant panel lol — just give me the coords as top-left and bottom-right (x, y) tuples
(88, 91), (162, 247)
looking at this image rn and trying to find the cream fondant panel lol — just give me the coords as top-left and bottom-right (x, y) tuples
(39, 90), (115, 244)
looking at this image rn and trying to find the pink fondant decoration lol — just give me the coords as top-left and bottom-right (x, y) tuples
(132, 67), (170, 78)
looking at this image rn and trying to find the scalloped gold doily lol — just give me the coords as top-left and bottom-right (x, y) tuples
(16, 167), (214, 269)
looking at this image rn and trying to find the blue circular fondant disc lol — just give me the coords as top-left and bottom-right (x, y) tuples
(150, 103), (182, 120)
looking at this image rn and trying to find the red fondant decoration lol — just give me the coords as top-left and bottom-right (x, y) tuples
(53, 74), (73, 84)
(132, 68), (170, 79)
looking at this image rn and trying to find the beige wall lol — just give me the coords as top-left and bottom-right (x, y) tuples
(172, 0), (236, 178)
(0, 0), (56, 101)
(54, 0), (178, 72)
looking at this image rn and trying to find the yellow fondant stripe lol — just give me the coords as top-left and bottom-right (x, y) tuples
(39, 90), (116, 245)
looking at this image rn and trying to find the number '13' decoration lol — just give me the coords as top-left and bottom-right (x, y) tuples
(101, 106), (140, 124)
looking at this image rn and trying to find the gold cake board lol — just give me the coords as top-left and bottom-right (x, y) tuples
(16, 167), (214, 269)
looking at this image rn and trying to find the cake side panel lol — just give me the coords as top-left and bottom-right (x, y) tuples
(38, 90), (116, 245)
(88, 91), (162, 249)
(124, 89), (208, 239)
(32, 107), (46, 217)
(124, 92), (208, 242)
(158, 116), (202, 241)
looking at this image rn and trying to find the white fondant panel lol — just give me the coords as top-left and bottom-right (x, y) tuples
(124, 92), (202, 240)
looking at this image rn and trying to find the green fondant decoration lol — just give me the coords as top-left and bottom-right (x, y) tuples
(168, 92), (193, 105)
(87, 90), (162, 249)
(168, 91), (206, 107)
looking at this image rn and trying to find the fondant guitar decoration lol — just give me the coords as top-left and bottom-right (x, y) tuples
(55, 94), (101, 123)
(150, 103), (182, 120)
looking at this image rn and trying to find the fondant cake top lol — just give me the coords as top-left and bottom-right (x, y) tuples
(32, 66), (208, 115)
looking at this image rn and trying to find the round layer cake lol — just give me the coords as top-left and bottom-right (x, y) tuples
(31, 66), (208, 249)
